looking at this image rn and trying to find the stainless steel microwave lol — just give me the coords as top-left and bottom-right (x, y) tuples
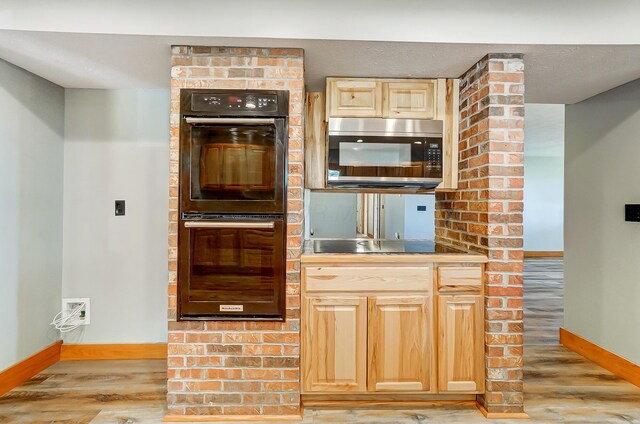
(327, 118), (443, 189)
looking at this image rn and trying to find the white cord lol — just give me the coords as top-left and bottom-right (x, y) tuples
(51, 302), (86, 333)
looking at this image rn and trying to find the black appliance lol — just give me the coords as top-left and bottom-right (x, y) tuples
(178, 89), (289, 321)
(180, 90), (288, 214)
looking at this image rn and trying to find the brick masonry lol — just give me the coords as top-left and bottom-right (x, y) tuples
(167, 46), (304, 417)
(435, 54), (525, 413)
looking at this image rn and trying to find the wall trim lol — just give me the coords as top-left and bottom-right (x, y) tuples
(560, 327), (640, 388)
(163, 415), (303, 422)
(60, 343), (167, 360)
(0, 340), (62, 396)
(524, 251), (563, 258)
(476, 402), (530, 419)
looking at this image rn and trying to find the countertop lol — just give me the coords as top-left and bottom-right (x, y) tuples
(301, 239), (488, 264)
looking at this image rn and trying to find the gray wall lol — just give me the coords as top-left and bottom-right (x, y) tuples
(381, 194), (436, 240)
(524, 156), (564, 251)
(381, 194), (405, 239)
(62, 89), (169, 343)
(565, 79), (640, 364)
(0, 59), (64, 369)
(308, 192), (357, 238)
(523, 104), (564, 252)
(404, 194), (435, 240)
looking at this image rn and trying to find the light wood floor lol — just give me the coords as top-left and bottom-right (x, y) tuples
(1, 259), (639, 423)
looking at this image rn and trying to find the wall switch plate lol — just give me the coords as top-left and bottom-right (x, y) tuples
(625, 204), (640, 222)
(61, 298), (91, 325)
(115, 200), (125, 216)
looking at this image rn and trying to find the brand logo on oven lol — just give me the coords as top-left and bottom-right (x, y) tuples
(220, 305), (244, 312)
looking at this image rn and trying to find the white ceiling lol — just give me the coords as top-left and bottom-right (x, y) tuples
(3, 0), (640, 45)
(1, 30), (640, 104)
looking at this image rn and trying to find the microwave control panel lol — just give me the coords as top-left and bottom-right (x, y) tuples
(424, 138), (443, 177)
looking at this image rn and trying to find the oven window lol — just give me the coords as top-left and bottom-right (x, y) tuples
(188, 226), (277, 303)
(191, 125), (276, 200)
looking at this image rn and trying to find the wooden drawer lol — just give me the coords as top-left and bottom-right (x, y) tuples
(304, 266), (431, 292)
(437, 267), (482, 292)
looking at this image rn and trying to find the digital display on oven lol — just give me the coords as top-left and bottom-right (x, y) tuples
(227, 96), (243, 106)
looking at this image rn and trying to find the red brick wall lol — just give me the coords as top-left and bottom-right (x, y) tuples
(435, 54), (525, 414)
(167, 46), (304, 417)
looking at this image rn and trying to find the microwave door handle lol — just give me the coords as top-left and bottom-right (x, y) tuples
(184, 221), (275, 229)
(184, 117), (276, 125)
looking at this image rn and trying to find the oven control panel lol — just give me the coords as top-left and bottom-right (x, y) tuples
(191, 92), (279, 113)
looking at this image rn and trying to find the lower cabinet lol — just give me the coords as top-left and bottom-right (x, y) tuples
(437, 294), (484, 393)
(301, 263), (485, 396)
(302, 296), (367, 392)
(302, 294), (434, 393)
(368, 296), (434, 392)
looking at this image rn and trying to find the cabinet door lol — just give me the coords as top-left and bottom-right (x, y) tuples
(302, 296), (367, 392)
(328, 79), (382, 117)
(438, 295), (484, 393)
(367, 295), (434, 392)
(383, 81), (436, 119)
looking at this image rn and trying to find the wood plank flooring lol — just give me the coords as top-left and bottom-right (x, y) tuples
(523, 258), (564, 346)
(1, 259), (639, 423)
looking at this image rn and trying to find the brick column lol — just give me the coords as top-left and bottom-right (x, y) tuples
(167, 46), (304, 418)
(435, 54), (525, 414)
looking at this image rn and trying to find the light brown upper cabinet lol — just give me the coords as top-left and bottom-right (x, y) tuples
(315, 77), (460, 190)
(382, 81), (437, 119)
(327, 79), (382, 117)
(327, 78), (439, 120)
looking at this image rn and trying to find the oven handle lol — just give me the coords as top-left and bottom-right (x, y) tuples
(184, 221), (275, 229)
(185, 117), (276, 125)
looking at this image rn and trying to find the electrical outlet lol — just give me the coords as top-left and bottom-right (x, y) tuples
(61, 298), (91, 325)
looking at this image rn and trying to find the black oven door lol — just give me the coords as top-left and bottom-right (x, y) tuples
(327, 135), (443, 187)
(180, 117), (287, 214)
(178, 217), (285, 320)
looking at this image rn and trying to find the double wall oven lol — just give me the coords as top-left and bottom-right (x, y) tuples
(178, 89), (289, 320)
